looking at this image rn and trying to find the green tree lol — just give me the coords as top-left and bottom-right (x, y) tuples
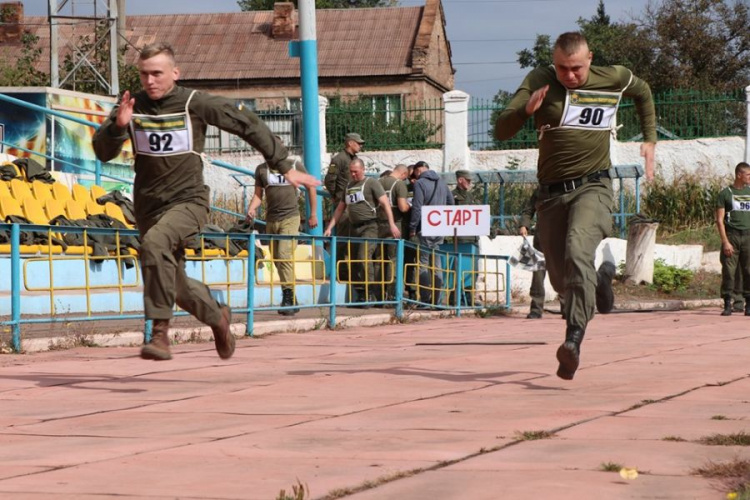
(60, 21), (141, 96)
(238, 0), (397, 10)
(516, 34), (552, 69)
(0, 32), (49, 87)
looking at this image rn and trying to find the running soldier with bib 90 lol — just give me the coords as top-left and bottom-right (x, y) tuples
(93, 42), (319, 361)
(495, 32), (656, 380)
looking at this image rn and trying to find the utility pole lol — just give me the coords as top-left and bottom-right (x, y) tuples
(48, 0), (120, 95)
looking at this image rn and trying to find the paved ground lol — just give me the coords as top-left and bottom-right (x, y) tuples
(0, 307), (748, 499)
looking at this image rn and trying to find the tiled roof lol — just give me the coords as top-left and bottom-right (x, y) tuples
(11, 7), (425, 81)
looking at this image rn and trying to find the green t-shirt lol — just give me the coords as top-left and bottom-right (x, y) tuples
(495, 65), (656, 184)
(255, 161), (306, 222)
(377, 176), (408, 223)
(345, 177), (385, 224)
(717, 186), (750, 231)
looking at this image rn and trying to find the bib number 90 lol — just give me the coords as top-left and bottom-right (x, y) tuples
(579, 108), (604, 126)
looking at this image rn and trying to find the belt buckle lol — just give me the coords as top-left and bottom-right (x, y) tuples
(563, 179), (577, 193)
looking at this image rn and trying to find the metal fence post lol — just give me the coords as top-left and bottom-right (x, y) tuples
(395, 239), (404, 321)
(329, 236), (337, 328)
(10, 223), (21, 353)
(246, 233), (256, 336)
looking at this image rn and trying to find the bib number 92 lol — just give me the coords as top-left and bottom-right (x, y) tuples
(148, 133), (174, 152)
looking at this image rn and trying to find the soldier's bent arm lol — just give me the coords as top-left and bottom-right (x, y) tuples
(191, 93), (294, 174)
(621, 69), (657, 144)
(92, 109), (130, 162)
(494, 72), (541, 141)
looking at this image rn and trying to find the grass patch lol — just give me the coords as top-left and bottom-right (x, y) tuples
(276, 480), (309, 500)
(662, 436), (688, 442)
(713, 415), (731, 421)
(613, 269), (720, 301)
(698, 432), (750, 446)
(600, 461), (623, 472)
(693, 458), (750, 478)
(515, 430), (555, 441)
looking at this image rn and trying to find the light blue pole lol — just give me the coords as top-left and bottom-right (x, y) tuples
(505, 259), (512, 310)
(298, 0), (323, 237)
(247, 233), (256, 336)
(455, 251), (463, 317)
(395, 239), (404, 320)
(10, 224), (21, 353)
(329, 235), (337, 328)
(95, 158), (102, 186)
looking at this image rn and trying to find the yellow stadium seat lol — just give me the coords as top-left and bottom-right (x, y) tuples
(65, 199), (87, 220)
(0, 196), (23, 219)
(0, 181), (10, 199)
(86, 199), (105, 216)
(21, 196), (49, 224)
(45, 198), (66, 221)
(104, 202), (134, 228)
(1, 162), (22, 179)
(51, 182), (72, 202)
(32, 181), (53, 203)
(90, 184), (107, 202)
(9, 178), (32, 201)
(72, 184), (90, 204)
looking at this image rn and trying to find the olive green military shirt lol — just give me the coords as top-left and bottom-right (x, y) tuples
(92, 85), (293, 220)
(345, 178), (385, 224)
(453, 186), (478, 243)
(717, 186), (750, 232)
(377, 176), (409, 223)
(255, 161), (307, 222)
(328, 150), (357, 204)
(495, 65), (656, 184)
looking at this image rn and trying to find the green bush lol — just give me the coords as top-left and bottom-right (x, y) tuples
(651, 258), (694, 293)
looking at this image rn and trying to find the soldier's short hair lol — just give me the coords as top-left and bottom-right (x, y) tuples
(554, 32), (588, 55)
(139, 42), (176, 63)
(736, 162), (750, 176)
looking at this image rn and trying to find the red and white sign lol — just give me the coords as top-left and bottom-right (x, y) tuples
(421, 205), (491, 237)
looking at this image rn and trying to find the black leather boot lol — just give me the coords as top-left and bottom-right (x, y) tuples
(595, 262), (616, 314)
(721, 297), (732, 316)
(279, 288), (299, 316)
(556, 326), (585, 380)
(745, 300), (750, 317)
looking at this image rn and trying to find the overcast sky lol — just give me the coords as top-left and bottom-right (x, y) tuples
(22, 0), (651, 100)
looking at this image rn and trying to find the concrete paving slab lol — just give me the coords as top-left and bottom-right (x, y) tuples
(0, 309), (748, 499)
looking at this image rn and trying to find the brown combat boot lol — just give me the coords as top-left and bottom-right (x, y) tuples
(141, 320), (172, 360)
(212, 305), (235, 360)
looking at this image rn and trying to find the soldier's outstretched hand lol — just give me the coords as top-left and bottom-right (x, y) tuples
(525, 85), (549, 116)
(284, 169), (321, 190)
(115, 91), (135, 129)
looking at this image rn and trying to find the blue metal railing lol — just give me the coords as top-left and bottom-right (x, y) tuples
(0, 224), (512, 352)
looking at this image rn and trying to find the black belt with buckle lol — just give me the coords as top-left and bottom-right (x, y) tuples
(542, 169), (611, 198)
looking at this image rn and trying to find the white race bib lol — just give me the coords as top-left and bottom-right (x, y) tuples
(345, 189), (365, 205)
(131, 112), (192, 156)
(559, 89), (622, 131)
(732, 195), (750, 211)
(267, 171), (290, 187)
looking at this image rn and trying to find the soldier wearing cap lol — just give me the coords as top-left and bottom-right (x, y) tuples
(324, 158), (401, 305)
(375, 164), (411, 301)
(450, 169), (479, 305)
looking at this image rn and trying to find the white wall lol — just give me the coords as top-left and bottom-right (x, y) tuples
(209, 136), (745, 197)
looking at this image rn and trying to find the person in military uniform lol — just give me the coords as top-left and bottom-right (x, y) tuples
(519, 189), (546, 318)
(495, 32), (656, 380)
(450, 169), (479, 306)
(716, 161), (750, 316)
(324, 158), (401, 305)
(246, 159), (318, 316)
(375, 164), (411, 302)
(93, 42), (319, 361)
(324, 133), (364, 278)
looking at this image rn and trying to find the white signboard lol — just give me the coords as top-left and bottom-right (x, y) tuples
(420, 205), (491, 237)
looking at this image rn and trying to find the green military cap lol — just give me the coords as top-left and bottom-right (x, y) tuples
(455, 169), (472, 180)
(345, 133), (365, 144)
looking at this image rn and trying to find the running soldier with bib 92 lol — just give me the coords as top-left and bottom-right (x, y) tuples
(716, 162), (750, 316)
(495, 32), (656, 380)
(93, 42), (319, 361)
